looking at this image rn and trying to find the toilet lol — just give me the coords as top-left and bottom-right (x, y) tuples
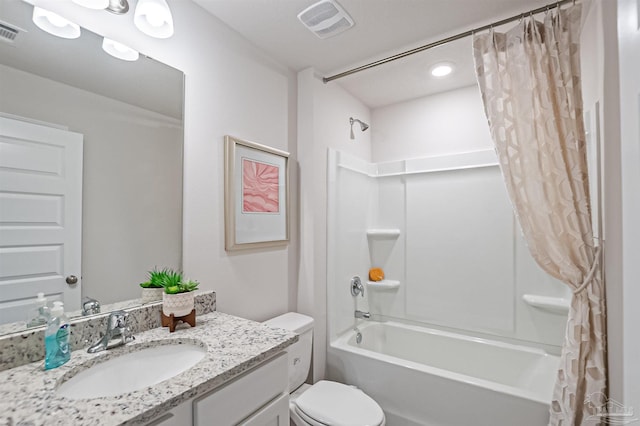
(264, 312), (385, 426)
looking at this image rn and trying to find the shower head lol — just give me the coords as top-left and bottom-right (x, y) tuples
(349, 117), (369, 140)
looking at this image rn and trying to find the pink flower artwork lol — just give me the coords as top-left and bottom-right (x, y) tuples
(242, 159), (280, 213)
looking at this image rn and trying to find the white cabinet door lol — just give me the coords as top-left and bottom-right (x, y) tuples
(0, 116), (83, 322)
(240, 393), (289, 426)
(143, 399), (192, 426)
(193, 354), (288, 426)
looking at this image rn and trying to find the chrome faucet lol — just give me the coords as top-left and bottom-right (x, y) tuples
(87, 310), (134, 353)
(81, 296), (101, 316)
(354, 310), (371, 320)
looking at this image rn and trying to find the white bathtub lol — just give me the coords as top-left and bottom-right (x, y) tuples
(327, 321), (560, 426)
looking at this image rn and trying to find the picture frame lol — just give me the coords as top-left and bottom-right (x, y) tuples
(224, 135), (290, 251)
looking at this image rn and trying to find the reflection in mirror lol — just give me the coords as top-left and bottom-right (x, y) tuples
(0, 0), (184, 331)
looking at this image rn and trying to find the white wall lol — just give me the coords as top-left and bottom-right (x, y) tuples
(581, 0), (628, 406)
(25, 0), (298, 321)
(0, 64), (182, 306)
(617, 0), (640, 414)
(327, 151), (377, 340)
(371, 85), (493, 162)
(297, 69), (371, 380)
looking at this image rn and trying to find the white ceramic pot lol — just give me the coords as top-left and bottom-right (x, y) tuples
(141, 287), (163, 304)
(162, 292), (195, 317)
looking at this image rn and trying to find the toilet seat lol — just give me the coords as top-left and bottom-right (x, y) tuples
(293, 380), (385, 426)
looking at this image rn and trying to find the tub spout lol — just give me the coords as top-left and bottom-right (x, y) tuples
(355, 310), (371, 319)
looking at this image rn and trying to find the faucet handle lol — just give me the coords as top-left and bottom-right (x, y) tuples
(350, 276), (364, 297)
(107, 310), (128, 330)
(81, 297), (101, 316)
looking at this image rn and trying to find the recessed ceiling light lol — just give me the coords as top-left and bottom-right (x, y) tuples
(430, 62), (455, 78)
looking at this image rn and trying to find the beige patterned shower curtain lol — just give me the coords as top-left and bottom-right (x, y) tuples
(473, 5), (607, 425)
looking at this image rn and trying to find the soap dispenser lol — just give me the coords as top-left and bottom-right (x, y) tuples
(27, 292), (50, 328)
(44, 301), (71, 370)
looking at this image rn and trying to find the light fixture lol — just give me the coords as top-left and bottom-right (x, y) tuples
(106, 0), (130, 15)
(134, 0), (174, 39)
(32, 7), (81, 39)
(71, 0), (109, 10)
(349, 117), (369, 140)
(430, 62), (455, 78)
(102, 37), (139, 61)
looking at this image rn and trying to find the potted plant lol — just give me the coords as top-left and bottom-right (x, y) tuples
(139, 267), (169, 303)
(160, 269), (200, 317)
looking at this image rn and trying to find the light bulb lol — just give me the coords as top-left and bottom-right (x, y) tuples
(134, 0), (174, 38)
(144, 5), (167, 27)
(102, 37), (139, 61)
(32, 7), (81, 39)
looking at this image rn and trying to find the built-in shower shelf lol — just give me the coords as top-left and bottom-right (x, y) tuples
(522, 294), (570, 315)
(366, 280), (400, 290)
(366, 229), (401, 240)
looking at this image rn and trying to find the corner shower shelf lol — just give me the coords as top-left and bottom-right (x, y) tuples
(366, 279), (400, 290)
(366, 229), (401, 240)
(522, 294), (570, 315)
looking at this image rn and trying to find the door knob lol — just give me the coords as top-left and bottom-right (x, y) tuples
(66, 275), (78, 284)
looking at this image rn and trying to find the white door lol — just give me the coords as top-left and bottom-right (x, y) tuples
(0, 116), (83, 324)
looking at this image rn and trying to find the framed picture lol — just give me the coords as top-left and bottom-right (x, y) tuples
(224, 135), (290, 251)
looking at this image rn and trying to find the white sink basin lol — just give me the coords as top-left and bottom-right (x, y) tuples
(57, 343), (207, 399)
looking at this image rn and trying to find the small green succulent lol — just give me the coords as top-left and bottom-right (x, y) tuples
(139, 267), (171, 288)
(160, 269), (183, 289)
(164, 279), (200, 295)
(139, 267), (199, 294)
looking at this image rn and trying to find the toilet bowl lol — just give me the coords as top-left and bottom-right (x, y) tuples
(264, 312), (385, 426)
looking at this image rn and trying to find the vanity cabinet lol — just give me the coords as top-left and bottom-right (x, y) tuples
(241, 393), (289, 426)
(143, 401), (192, 426)
(145, 353), (289, 426)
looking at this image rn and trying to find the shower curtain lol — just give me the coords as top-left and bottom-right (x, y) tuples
(472, 5), (607, 425)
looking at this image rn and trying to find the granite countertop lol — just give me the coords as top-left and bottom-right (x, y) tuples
(0, 311), (297, 426)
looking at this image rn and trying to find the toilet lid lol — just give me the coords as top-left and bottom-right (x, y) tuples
(294, 381), (384, 426)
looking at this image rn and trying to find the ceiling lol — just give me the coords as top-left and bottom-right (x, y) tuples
(194, 0), (550, 108)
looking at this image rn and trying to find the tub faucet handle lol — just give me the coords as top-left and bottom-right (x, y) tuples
(351, 276), (364, 297)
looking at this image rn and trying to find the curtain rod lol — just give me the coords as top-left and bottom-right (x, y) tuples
(322, 0), (575, 83)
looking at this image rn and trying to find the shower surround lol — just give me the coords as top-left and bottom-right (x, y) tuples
(326, 148), (568, 425)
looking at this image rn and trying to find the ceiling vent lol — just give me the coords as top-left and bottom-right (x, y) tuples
(297, 0), (354, 39)
(0, 21), (20, 44)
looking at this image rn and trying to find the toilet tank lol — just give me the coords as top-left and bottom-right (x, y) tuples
(263, 312), (314, 392)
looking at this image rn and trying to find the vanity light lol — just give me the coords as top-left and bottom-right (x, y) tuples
(430, 62), (455, 78)
(102, 37), (139, 61)
(71, 0), (110, 10)
(134, 0), (174, 39)
(32, 7), (81, 39)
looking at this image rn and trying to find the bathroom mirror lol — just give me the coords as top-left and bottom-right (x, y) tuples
(0, 0), (184, 331)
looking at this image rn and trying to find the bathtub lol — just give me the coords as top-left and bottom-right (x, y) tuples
(327, 320), (560, 426)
